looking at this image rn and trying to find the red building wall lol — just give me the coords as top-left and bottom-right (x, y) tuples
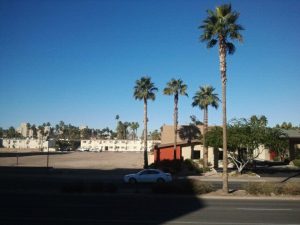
(154, 146), (181, 162)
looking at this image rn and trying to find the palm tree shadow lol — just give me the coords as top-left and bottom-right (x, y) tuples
(178, 125), (202, 158)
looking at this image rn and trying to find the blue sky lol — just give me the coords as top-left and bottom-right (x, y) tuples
(0, 0), (299, 133)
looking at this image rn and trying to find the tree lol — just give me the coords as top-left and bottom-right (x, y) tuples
(227, 116), (268, 173)
(130, 122), (139, 140)
(0, 127), (3, 138)
(149, 129), (161, 140)
(81, 128), (92, 139)
(265, 128), (289, 161)
(26, 123), (31, 137)
(206, 126), (223, 150)
(276, 122), (297, 130)
(163, 78), (188, 160)
(134, 76), (158, 168)
(7, 127), (20, 138)
(200, 4), (244, 193)
(192, 85), (220, 168)
(116, 121), (127, 139)
(31, 124), (38, 138)
(190, 115), (203, 126)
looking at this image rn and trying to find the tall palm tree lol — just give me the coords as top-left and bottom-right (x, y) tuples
(199, 4), (244, 193)
(134, 76), (158, 168)
(163, 78), (188, 160)
(192, 85), (220, 168)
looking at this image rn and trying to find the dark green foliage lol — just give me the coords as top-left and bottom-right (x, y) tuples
(179, 124), (201, 142)
(275, 122), (300, 130)
(205, 126), (223, 148)
(150, 160), (182, 174)
(264, 128), (289, 161)
(292, 159), (300, 167)
(199, 3), (244, 53)
(56, 140), (80, 151)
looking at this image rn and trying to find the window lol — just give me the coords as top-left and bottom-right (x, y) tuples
(149, 170), (159, 174)
(193, 150), (200, 159)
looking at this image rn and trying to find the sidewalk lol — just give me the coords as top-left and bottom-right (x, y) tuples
(181, 171), (300, 183)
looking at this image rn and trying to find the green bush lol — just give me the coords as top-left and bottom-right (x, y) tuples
(150, 160), (182, 174)
(244, 182), (300, 196)
(199, 159), (212, 167)
(184, 159), (202, 173)
(292, 159), (300, 167)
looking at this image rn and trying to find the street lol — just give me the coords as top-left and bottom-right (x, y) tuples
(0, 192), (299, 225)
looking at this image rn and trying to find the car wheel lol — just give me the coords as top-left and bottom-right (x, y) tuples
(157, 178), (165, 183)
(129, 178), (137, 184)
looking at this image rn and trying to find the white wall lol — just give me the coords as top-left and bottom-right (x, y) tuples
(80, 139), (160, 152)
(1, 138), (56, 151)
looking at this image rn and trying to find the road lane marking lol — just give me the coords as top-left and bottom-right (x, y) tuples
(237, 208), (292, 211)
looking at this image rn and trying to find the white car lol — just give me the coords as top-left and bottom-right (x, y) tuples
(123, 169), (172, 184)
(77, 147), (88, 152)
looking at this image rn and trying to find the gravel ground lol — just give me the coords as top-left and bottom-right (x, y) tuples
(0, 149), (144, 170)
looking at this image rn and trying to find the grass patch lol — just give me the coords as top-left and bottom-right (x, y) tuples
(243, 182), (300, 196)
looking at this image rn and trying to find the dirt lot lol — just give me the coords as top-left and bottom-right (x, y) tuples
(0, 149), (144, 170)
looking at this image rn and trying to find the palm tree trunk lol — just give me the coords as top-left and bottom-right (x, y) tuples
(219, 38), (228, 194)
(143, 98), (148, 168)
(203, 106), (208, 168)
(174, 94), (178, 160)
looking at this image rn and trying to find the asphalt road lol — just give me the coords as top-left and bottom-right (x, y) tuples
(0, 192), (299, 225)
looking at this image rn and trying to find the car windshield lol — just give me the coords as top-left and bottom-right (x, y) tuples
(138, 169), (161, 175)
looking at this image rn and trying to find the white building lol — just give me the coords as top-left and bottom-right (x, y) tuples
(80, 139), (160, 152)
(1, 138), (56, 152)
(16, 123), (28, 137)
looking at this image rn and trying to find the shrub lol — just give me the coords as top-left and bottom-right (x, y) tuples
(281, 183), (300, 195)
(292, 159), (300, 167)
(183, 159), (203, 173)
(151, 160), (182, 174)
(184, 159), (195, 171)
(244, 182), (300, 196)
(199, 159), (212, 167)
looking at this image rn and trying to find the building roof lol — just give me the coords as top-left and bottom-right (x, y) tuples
(282, 129), (300, 139)
(156, 140), (201, 149)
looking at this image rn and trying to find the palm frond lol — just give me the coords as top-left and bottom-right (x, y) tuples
(207, 39), (217, 48)
(226, 42), (236, 55)
(133, 76), (158, 101)
(199, 3), (244, 54)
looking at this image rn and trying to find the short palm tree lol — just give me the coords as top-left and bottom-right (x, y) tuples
(163, 78), (188, 160)
(130, 122), (139, 140)
(199, 3), (244, 193)
(192, 85), (220, 168)
(134, 76), (158, 168)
